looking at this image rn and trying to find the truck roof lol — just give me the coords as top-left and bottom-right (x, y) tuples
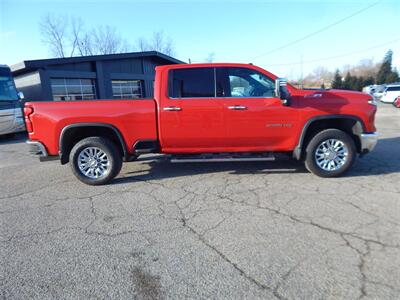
(386, 83), (400, 87)
(155, 62), (279, 80)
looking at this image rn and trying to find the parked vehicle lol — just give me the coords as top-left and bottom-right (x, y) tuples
(0, 65), (25, 135)
(373, 85), (386, 100)
(363, 85), (376, 96)
(25, 63), (378, 185)
(394, 96), (400, 108)
(380, 84), (400, 103)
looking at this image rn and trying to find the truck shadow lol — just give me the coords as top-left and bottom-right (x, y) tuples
(113, 136), (400, 184)
(0, 132), (27, 145)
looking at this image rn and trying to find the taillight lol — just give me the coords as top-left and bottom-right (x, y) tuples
(24, 106), (34, 133)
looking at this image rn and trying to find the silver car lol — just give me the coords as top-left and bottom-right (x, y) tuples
(0, 65), (25, 135)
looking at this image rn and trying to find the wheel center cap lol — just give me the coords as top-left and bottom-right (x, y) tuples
(327, 151), (336, 160)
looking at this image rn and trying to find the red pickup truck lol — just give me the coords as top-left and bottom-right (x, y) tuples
(25, 63), (378, 185)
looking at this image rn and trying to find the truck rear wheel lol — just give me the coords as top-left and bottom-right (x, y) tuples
(69, 137), (122, 185)
(304, 129), (356, 178)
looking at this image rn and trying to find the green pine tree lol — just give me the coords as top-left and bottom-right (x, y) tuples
(376, 50), (399, 84)
(332, 69), (342, 89)
(364, 76), (375, 87)
(386, 67), (399, 83)
(355, 77), (365, 91)
(343, 72), (353, 90)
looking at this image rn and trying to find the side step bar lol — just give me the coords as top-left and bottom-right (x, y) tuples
(170, 153), (275, 163)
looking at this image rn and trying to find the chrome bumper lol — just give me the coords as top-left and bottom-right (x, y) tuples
(26, 140), (48, 156)
(26, 140), (57, 161)
(360, 133), (378, 153)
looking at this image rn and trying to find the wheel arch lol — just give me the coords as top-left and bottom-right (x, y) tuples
(293, 115), (366, 160)
(59, 123), (128, 164)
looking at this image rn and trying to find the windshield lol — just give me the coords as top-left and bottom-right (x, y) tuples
(0, 67), (18, 101)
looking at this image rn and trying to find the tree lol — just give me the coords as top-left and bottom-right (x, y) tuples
(135, 31), (175, 56)
(136, 37), (149, 52)
(363, 75), (375, 87)
(376, 50), (399, 84)
(91, 25), (130, 55)
(39, 14), (68, 58)
(386, 67), (399, 83)
(331, 69), (342, 89)
(40, 15), (175, 58)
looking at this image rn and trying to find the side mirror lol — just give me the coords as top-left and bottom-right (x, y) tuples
(275, 78), (291, 106)
(17, 91), (25, 100)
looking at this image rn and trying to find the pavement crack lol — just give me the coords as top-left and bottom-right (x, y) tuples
(179, 217), (276, 296)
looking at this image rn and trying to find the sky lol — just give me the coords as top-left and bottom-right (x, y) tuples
(1, 0), (399, 79)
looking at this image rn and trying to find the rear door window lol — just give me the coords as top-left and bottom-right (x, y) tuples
(169, 68), (215, 98)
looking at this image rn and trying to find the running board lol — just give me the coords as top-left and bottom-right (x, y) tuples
(170, 153), (275, 163)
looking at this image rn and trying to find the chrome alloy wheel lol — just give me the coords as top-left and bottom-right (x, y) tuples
(78, 147), (110, 179)
(315, 139), (348, 171)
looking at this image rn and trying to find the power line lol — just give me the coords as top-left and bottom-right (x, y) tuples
(258, 37), (400, 67)
(251, 1), (381, 59)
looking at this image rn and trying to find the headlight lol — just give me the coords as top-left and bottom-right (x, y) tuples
(368, 98), (377, 106)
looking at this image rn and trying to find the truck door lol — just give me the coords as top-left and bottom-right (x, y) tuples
(216, 67), (298, 151)
(158, 67), (228, 152)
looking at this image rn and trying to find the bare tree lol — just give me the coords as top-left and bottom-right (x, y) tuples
(137, 37), (148, 52)
(40, 14), (133, 57)
(91, 25), (131, 55)
(70, 17), (84, 57)
(39, 14), (68, 58)
(136, 31), (175, 56)
(40, 15), (175, 58)
(77, 33), (94, 56)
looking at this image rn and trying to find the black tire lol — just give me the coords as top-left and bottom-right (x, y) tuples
(304, 129), (356, 178)
(69, 136), (122, 185)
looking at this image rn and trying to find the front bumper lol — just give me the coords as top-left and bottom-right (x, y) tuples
(26, 140), (58, 161)
(360, 132), (378, 153)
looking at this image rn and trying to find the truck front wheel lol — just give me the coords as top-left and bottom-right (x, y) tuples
(69, 137), (122, 185)
(304, 129), (356, 178)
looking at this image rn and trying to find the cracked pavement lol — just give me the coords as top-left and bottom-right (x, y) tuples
(1, 104), (399, 299)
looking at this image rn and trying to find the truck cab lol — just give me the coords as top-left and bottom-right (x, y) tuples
(0, 65), (25, 136)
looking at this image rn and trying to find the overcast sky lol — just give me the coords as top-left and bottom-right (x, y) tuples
(1, 0), (399, 79)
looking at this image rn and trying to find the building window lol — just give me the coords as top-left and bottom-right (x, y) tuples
(51, 78), (97, 101)
(112, 80), (144, 99)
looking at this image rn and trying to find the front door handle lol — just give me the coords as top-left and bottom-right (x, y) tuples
(163, 106), (182, 111)
(228, 105), (247, 110)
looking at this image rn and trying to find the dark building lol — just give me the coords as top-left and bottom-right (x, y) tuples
(11, 51), (184, 101)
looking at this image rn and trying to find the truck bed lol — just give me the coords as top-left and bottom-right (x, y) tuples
(26, 100), (157, 156)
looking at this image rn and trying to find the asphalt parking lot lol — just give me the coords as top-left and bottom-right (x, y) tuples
(1, 104), (399, 300)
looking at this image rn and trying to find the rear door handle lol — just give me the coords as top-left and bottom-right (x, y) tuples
(228, 105), (247, 110)
(163, 106), (182, 111)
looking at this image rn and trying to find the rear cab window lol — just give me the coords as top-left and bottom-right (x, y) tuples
(169, 68), (215, 98)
